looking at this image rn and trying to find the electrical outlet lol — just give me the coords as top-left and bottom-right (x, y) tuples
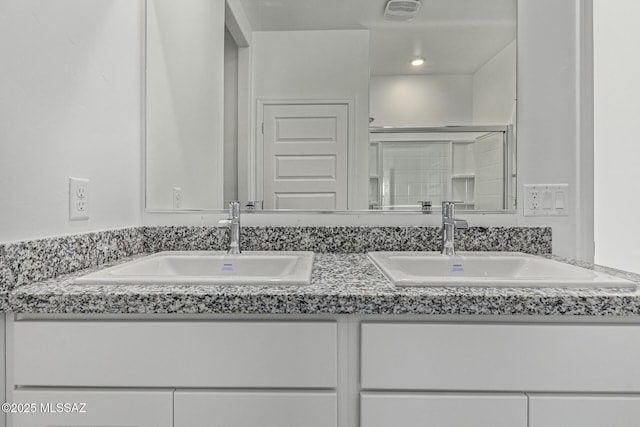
(529, 189), (540, 211)
(69, 177), (89, 220)
(523, 184), (568, 217)
(173, 187), (182, 209)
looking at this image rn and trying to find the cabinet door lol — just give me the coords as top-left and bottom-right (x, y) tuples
(361, 323), (640, 392)
(361, 393), (527, 427)
(175, 390), (337, 427)
(14, 320), (337, 388)
(529, 394), (640, 427)
(10, 389), (172, 427)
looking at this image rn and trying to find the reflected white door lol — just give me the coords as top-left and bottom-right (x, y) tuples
(262, 103), (348, 210)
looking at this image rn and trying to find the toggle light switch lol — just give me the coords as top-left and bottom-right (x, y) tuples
(542, 191), (553, 209)
(555, 191), (565, 210)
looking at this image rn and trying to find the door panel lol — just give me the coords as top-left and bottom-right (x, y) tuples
(14, 321), (337, 388)
(529, 394), (640, 427)
(175, 391), (337, 427)
(361, 392), (527, 427)
(263, 103), (348, 210)
(275, 155), (337, 180)
(361, 323), (640, 392)
(274, 192), (337, 210)
(10, 389), (173, 427)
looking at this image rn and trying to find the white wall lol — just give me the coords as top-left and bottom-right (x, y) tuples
(514, 0), (586, 259)
(252, 30), (370, 209)
(471, 42), (516, 211)
(474, 134), (505, 210)
(224, 29), (239, 204)
(0, 0), (143, 243)
(145, 0), (225, 211)
(369, 75), (473, 126)
(473, 41), (517, 125)
(594, 0), (640, 273)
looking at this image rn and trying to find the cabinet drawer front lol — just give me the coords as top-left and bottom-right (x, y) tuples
(529, 394), (640, 427)
(361, 393), (527, 427)
(175, 391), (337, 427)
(361, 323), (640, 392)
(11, 389), (173, 427)
(14, 321), (337, 387)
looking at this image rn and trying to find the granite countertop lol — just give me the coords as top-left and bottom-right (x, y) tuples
(7, 253), (640, 316)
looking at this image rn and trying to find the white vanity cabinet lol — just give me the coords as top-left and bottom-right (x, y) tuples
(360, 392), (527, 427)
(360, 322), (640, 427)
(8, 317), (640, 427)
(528, 394), (640, 427)
(174, 391), (337, 427)
(13, 320), (337, 388)
(360, 323), (640, 391)
(8, 319), (338, 427)
(10, 390), (173, 427)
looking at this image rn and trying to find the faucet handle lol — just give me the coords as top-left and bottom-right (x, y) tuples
(442, 201), (456, 217)
(228, 201), (241, 219)
(442, 201), (469, 221)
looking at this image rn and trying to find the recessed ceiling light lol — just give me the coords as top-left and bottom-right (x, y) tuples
(411, 58), (425, 67)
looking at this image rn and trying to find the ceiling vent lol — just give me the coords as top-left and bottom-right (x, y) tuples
(384, 0), (421, 21)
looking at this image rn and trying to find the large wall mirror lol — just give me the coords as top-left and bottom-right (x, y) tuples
(145, 0), (517, 213)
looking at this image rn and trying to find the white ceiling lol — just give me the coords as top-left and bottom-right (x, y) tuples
(238, 0), (517, 75)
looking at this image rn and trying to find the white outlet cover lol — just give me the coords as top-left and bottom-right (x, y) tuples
(523, 184), (569, 217)
(69, 177), (90, 220)
(173, 187), (182, 209)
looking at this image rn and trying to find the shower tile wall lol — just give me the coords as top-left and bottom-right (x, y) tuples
(475, 133), (504, 210)
(381, 143), (450, 208)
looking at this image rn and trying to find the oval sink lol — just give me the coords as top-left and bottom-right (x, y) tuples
(74, 251), (314, 286)
(367, 251), (636, 288)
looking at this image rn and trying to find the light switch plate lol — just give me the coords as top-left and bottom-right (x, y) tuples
(523, 184), (568, 217)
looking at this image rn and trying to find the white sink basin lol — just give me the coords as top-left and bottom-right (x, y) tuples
(368, 251), (636, 288)
(74, 251), (314, 286)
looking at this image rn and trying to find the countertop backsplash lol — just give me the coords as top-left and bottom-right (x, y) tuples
(0, 225), (551, 292)
(4, 225), (640, 316)
(143, 226), (552, 254)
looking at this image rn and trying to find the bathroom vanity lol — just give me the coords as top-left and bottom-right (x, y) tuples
(4, 249), (640, 427)
(7, 314), (640, 427)
(6, 314), (640, 427)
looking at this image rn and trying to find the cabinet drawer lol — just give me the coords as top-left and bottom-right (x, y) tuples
(529, 394), (640, 427)
(361, 323), (640, 392)
(14, 320), (337, 387)
(175, 391), (337, 427)
(11, 389), (173, 427)
(361, 392), (527, 427)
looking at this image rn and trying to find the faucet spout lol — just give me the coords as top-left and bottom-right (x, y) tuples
(441, 201), (468, 256)
(451, 218), (469, 229)
(218, 201), (241, 254)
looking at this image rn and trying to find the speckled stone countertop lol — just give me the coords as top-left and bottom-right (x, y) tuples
(8, 253), (640, 316)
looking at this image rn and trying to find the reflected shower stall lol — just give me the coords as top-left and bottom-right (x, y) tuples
(368, 126), (514, 212)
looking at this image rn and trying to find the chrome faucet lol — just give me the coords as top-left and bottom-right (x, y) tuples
(218, 201), (241, 254)
(441, 201), (469, 256)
